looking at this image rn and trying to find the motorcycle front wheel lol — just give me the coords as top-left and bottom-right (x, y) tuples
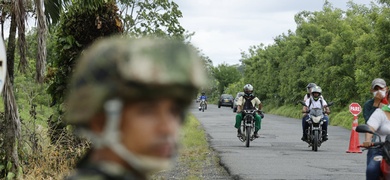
(246, 126), (251, 147)
(312, 130), (318, 151)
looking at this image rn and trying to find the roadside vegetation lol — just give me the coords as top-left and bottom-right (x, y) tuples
(153, 114), (229, 180)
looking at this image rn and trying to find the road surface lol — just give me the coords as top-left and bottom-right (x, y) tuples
(191, 103), (367, 180)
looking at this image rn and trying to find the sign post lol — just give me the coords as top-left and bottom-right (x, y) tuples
(346, 103), (362, 153)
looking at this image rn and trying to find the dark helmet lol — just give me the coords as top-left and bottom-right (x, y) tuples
(243, 84), (254, 95)
(201, 92), (205, 95)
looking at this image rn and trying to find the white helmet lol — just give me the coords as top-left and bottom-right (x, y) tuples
(243, 84), (254, 95)
(311, 86), (322, 101)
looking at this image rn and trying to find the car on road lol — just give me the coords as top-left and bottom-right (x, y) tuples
(218, 94), (234, 108)
(233, 92), (244, 112)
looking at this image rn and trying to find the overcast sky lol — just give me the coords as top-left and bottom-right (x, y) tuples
(175, 0), (375, 66)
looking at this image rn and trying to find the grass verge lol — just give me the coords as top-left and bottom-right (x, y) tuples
(152, 114), (228, 180)
(179, 114), (211, 178)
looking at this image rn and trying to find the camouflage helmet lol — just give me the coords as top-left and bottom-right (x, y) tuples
(65, 36), (206, 124)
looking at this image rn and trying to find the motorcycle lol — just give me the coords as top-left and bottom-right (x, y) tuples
(299, 101), (333, 151)
(198, 99), (206, 112)
(356, 124), (390, 179)
(238, 109), (263, 147)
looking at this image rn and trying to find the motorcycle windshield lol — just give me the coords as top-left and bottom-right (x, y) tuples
(310, 108), (323, 117)
(310, 108), (323, 123)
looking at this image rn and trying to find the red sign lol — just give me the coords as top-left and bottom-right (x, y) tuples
(349, 103), (362, 116)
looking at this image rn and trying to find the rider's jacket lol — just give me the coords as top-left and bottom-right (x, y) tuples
(200, 95), (207, 100)
(305, 97), (328, 110)
(237, 95), (261, 110)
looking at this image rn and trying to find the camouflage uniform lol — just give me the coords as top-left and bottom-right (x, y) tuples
(66, 155), (142, 180)
(64, 36), (206, 180)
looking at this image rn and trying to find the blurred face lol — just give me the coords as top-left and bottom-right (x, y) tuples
(371, 85), (388, 97)
(245, 90), (252, 95)
(120, 98), (182, 159)
(312, 92), (320, 98)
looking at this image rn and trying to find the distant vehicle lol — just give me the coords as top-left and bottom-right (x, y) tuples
(218, 94), (234, 108)
(196, 96), (200, 103)
(233, 92), (245, 112)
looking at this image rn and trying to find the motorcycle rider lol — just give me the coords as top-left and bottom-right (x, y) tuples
(303, 82), (326, 101)
(234, 84), (263, 138)
(64, 36), (205, 179)
(301, 86), (330, 141)
(198, 92), (208, 110)
(363, 93), (390, 180)
(363, 78), (389, 180)
(304, 83), (317, 101)
(363, 78), (388, 123)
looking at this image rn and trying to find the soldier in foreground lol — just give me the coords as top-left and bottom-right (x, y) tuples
(64, 36), (205, 179)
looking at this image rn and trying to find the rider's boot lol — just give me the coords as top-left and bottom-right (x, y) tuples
(322, 131), (328, 141)
(254, 131), (259, 138)
(301, 134), (307, 141)
(205, 104), (207, 110)
(237, 129), (242, 137)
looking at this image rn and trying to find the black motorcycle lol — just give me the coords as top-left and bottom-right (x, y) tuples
(238, 109), (263, 147)
(300, 101), (333, 151)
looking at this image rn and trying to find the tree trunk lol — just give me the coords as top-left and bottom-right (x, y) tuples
(2, 73), (20, 176)
(2, 6), (21, 177)
(35, 0), (46, 83)
(15, 0), (27, 73)
(6, 10), (16, 85)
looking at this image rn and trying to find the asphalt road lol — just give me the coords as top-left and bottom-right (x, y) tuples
(191, 103), (367, 180)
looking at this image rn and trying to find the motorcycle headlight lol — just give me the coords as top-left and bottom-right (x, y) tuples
(312, 116), (322, 123)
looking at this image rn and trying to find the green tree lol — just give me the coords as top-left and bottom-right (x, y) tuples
(118, 0), (185, 39)
(212, 63), (241, 95)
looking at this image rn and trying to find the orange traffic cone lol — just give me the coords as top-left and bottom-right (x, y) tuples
(346, 116), (362, 153)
